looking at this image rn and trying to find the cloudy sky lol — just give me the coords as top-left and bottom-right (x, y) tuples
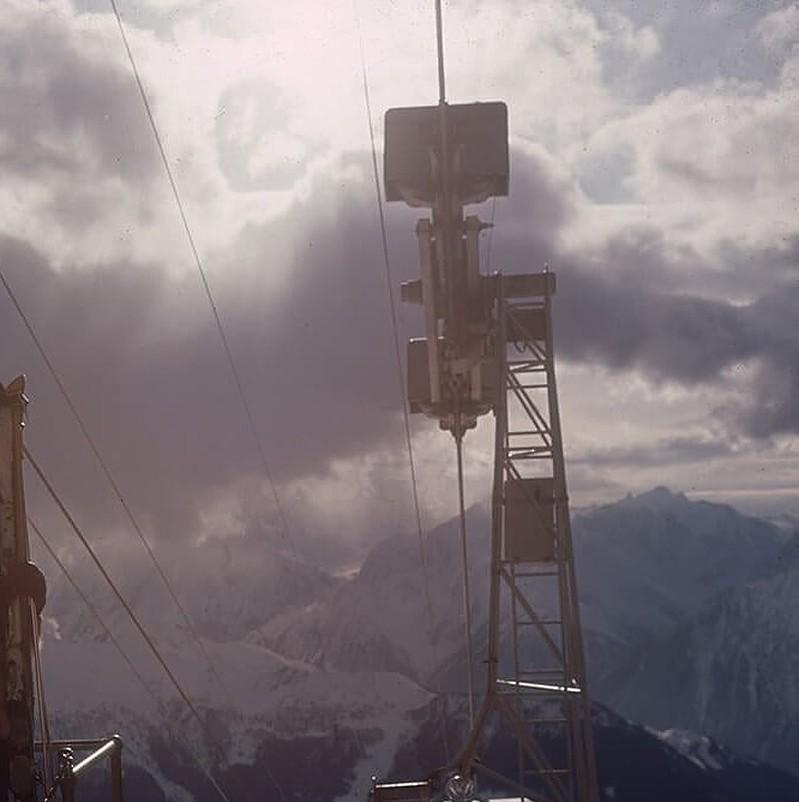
(1, 0), (798, 568)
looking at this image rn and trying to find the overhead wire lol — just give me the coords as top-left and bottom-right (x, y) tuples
(352, 1), (450, 762)
(0, 268), (236, 713)
(105, 0), (297, 560)
(28, 517), (235, 802)
(353, 5), (434, 651)
(454, 430), (475, 727)
(24, 447), (277, 802)
(432, 0), (478, 729)
(30, 597), (52, 790)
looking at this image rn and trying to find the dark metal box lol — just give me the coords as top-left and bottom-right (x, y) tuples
(504, 477), (556, 562)
(384, 102), (509, 207)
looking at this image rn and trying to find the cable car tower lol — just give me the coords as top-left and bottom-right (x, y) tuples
(0, 378), (124, 802)
(371, 6), (598, 802)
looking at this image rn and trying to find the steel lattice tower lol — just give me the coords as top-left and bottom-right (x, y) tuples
(371, 95), (598, 802)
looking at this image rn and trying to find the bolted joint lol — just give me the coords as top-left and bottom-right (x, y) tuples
(0, 561), (47, 615)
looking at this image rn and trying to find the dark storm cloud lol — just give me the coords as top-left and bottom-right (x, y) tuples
(733, 289), (799, 438)
(1, 140), (796, 548)
(552, 268), (799, 439)
(0, 143), (572, 546)
(486, 149), (799, 440)
(0, 6), (157, 184)
(555, 271), (762, 381)
(573, 437), (733, 469)
(0, 157), (423, 543)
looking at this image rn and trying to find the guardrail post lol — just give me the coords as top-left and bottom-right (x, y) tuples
(110, 735), (123, 802)
(58, 748), (75, 802)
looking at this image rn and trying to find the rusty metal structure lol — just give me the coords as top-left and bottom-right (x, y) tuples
(0, 378), (124, 802)
(0, 377), (41, 801)
(370, 4), (598, 801)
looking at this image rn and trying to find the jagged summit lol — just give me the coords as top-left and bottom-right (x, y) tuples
(622, 485), (686, 506)
(38, 487), (799, 798)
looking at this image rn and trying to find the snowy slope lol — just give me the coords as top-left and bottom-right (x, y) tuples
(252, 507), (492, 682)
(36, 487), (799, 798)
(574, 487), (785, 643)
(570, 488), (787, 704)
(609, 555), (799, 775)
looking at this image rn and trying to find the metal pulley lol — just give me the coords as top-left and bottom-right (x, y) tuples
(384, 101), (509, 435)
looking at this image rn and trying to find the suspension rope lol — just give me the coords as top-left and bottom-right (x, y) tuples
(23, 448), (248, 802)
(434, 0), (477, 729)
(0, 269), (237, 710)
(454, 431), (475, 727)
(28, 517), (236, 802)
(354, 4), (435, 655)
(353, 1), (450, 762)
(105, 0), (297, 560)
(30, 598), (52, 789)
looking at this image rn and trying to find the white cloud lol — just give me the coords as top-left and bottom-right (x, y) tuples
(756, 3), (799, 52)
(572, 68), (799, 258)
(605, 11), (660, 61)
(0, 0), (668, 274)
(2, 0), (798, 544)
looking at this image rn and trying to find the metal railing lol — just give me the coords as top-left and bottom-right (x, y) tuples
(38, 736), (123, 802)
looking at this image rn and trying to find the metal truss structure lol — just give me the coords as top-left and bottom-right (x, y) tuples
(452, 274), (599, 802)
(372, 269), (599, 802)
(373, 70), (598, 799)
(0, 378), (125, 802)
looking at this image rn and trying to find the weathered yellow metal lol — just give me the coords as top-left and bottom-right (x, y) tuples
(0, 376), (37, 800)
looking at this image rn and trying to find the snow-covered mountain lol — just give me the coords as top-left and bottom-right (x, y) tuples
(567, 488), (799, 776)
(36, 487), (799, 799)
(569, 487), (785, 698)
(386, 704), (799, 802)
(607, 548), (799, 775)
(574, 486), (785, 647)
(45, 537), (340, 646)
(250, 506), (492, 681)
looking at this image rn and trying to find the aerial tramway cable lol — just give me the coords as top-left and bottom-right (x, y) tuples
(0, 268), (237, 717)
(356, 0), (478, 739)
(454, 430), (475, 726)
(28, 517), (238, 802)
(105, 0), (298, 563)
(432, 0), (478, 731)
(353, 0), (453, 760)
(353, 3), (434, 644)
(23, 449), (257, 802)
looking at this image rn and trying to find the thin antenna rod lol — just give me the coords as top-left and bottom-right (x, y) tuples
(435, 0), (446, 104)
(433, 0), (459, 339)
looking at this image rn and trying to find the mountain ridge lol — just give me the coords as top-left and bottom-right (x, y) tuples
(37, 486), (799, 798)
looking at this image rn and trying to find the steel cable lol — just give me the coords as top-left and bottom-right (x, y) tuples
(454, 431), (475, 727)
(24, 448), (263, 802)
(29, 517), (236, 802)
(353, 0), (451, 761)
(105, 0), (296, 560)
(0, 268), (237, 716)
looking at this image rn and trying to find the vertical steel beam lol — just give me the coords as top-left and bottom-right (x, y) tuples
(456, 277), (598, 802)
(542, 290), (599, 802)
(110, 736), (124, 802)
(416, 220), (442, 405)
(0, 378), (37, 802)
